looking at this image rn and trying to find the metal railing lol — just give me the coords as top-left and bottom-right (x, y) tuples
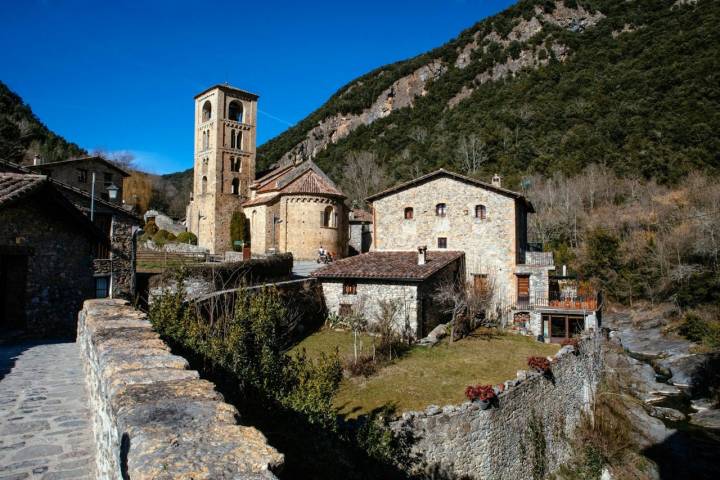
(522, 251), (554, 266)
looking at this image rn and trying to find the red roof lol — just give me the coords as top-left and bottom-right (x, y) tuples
(312, 250), (464, 281)
(244, 161), (345, 207)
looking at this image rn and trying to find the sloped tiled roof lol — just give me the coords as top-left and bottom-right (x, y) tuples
(366, 168), (534, 212)
(312, 250), (464, 282)
(0, 159), (140, 222)
(0, 173), (46, 208)
(244, 161), (345, 207)
(27, 155), (131, 177)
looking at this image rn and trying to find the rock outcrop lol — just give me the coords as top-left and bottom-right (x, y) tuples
(78, 299), (283, 479)
(278, 60), (446, 166)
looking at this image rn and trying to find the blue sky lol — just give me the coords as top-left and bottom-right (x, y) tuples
(1, 0), (516, 174)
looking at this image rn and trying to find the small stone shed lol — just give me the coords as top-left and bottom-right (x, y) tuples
(313, 250), (465, 339)
(0, 173), (107, 336)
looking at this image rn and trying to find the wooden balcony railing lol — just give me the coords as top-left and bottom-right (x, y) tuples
(513, 291), (600, 311)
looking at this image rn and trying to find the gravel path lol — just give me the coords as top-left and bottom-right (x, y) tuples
(0, 341), (96, 479)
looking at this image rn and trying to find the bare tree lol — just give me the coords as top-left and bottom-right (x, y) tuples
(341, 151), (389, 206)
(433, 279), (469, 343)
(455, 134), (488, 176)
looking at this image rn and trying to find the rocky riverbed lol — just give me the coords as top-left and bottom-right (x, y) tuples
(604, 307), (720, 479)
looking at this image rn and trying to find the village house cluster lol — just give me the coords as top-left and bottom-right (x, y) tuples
(0, 83), (599, 343)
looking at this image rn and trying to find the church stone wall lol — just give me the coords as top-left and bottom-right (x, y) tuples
(280, 195), (347, 260)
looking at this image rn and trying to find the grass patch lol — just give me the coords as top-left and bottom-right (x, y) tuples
(292, 329), (558, 417)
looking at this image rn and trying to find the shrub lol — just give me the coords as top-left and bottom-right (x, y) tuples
(465, 384), (497, 402)
(343, 353), (377, 377)
(144, 219), (159, 236)
(528, 356), (551, 373)
(679, 312), (720, 349)
(149, 279), (343, 428)
(152, 229), (176, 247)
(175, 231), (197, 245)
(230, 211), (248, 251)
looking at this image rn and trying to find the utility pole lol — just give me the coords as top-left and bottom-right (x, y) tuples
(90, 171), (96, 221)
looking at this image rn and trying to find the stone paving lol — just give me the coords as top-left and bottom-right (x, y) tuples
(292, 260), (325, 278)
(0, 341), (96, 479)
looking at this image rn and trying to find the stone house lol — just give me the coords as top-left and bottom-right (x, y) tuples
(1, 160), (141, 301)
(0, 172), (107, 336)
(27, 155), (129, 204)
(243, 161), (348, 260)
(313, 249), (464, 339)
(366, 169), (600, 342)
(348, 208), (373, 255)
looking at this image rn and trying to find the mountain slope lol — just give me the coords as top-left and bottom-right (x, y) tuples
(0, 81), (86, 163)
(256, 0), (719, 196)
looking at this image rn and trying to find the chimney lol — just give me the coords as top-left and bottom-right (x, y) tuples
(417, 245), (427, 265)
(491, 174), (502, 188)
(33, 155), (42, 166)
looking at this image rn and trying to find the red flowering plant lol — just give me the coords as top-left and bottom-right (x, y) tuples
(527, 356), (551, 373)
(465, 384), (497, 402)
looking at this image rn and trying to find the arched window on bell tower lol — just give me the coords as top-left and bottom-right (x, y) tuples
(237, 130), (243, 150)
(201, 176), (208, 194)
(229, 101), (243, 123)
(230, 130), (236, 149)
(231, 178), (240, 195)
(202, 101), (212, 122)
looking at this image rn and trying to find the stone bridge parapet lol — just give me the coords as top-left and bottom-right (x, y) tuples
(77, 298), (283, 479)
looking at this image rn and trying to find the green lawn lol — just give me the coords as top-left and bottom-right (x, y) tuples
(291, 329), (559, 417)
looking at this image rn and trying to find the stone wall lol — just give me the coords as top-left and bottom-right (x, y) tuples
(372, 175), (524, 306)
(0, 196), (95, 336)
(78, 298), (283, 479)
(322, 281), (420, 335)
(389, 333), (604, 479)
(108, 214), (136, 300)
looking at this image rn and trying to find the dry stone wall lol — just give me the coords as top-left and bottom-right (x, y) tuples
(78, 298), (283, 479)
(390, 333), (604, 479)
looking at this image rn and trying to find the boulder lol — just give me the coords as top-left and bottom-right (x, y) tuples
(649, 406), (686, 422)
(689, 408), (720, 429)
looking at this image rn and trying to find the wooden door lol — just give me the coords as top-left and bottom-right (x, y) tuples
(517, 275), (530, 306)
(0, 254), (28, 332)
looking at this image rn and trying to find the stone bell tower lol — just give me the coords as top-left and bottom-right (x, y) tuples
(186, 84), (258, 254)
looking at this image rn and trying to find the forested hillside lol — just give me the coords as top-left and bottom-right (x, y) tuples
(0, 81), (85, 163)
(258, 0), (719, 197)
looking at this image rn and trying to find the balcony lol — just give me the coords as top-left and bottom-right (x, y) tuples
(513, 288), (602, 312)
(522, 251), (554, 266)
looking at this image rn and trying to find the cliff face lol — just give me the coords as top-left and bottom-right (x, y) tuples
(278, 60), (447, 165)
(262, 1), (606, 168)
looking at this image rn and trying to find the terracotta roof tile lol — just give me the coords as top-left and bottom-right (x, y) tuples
(282, 171), (343, 196)
(312, 250), (464, 281)
(0, 173), (46, 208)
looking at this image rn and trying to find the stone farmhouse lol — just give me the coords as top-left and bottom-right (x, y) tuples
(0, 172), (107, 336)
(316, 169), (600, 343)
(1, 159), (141, 310)
(185, 84), (348, 259)
(27, 155), (129, 203)
(314, 249), (463, 338)
(243, 160), (348, 260)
